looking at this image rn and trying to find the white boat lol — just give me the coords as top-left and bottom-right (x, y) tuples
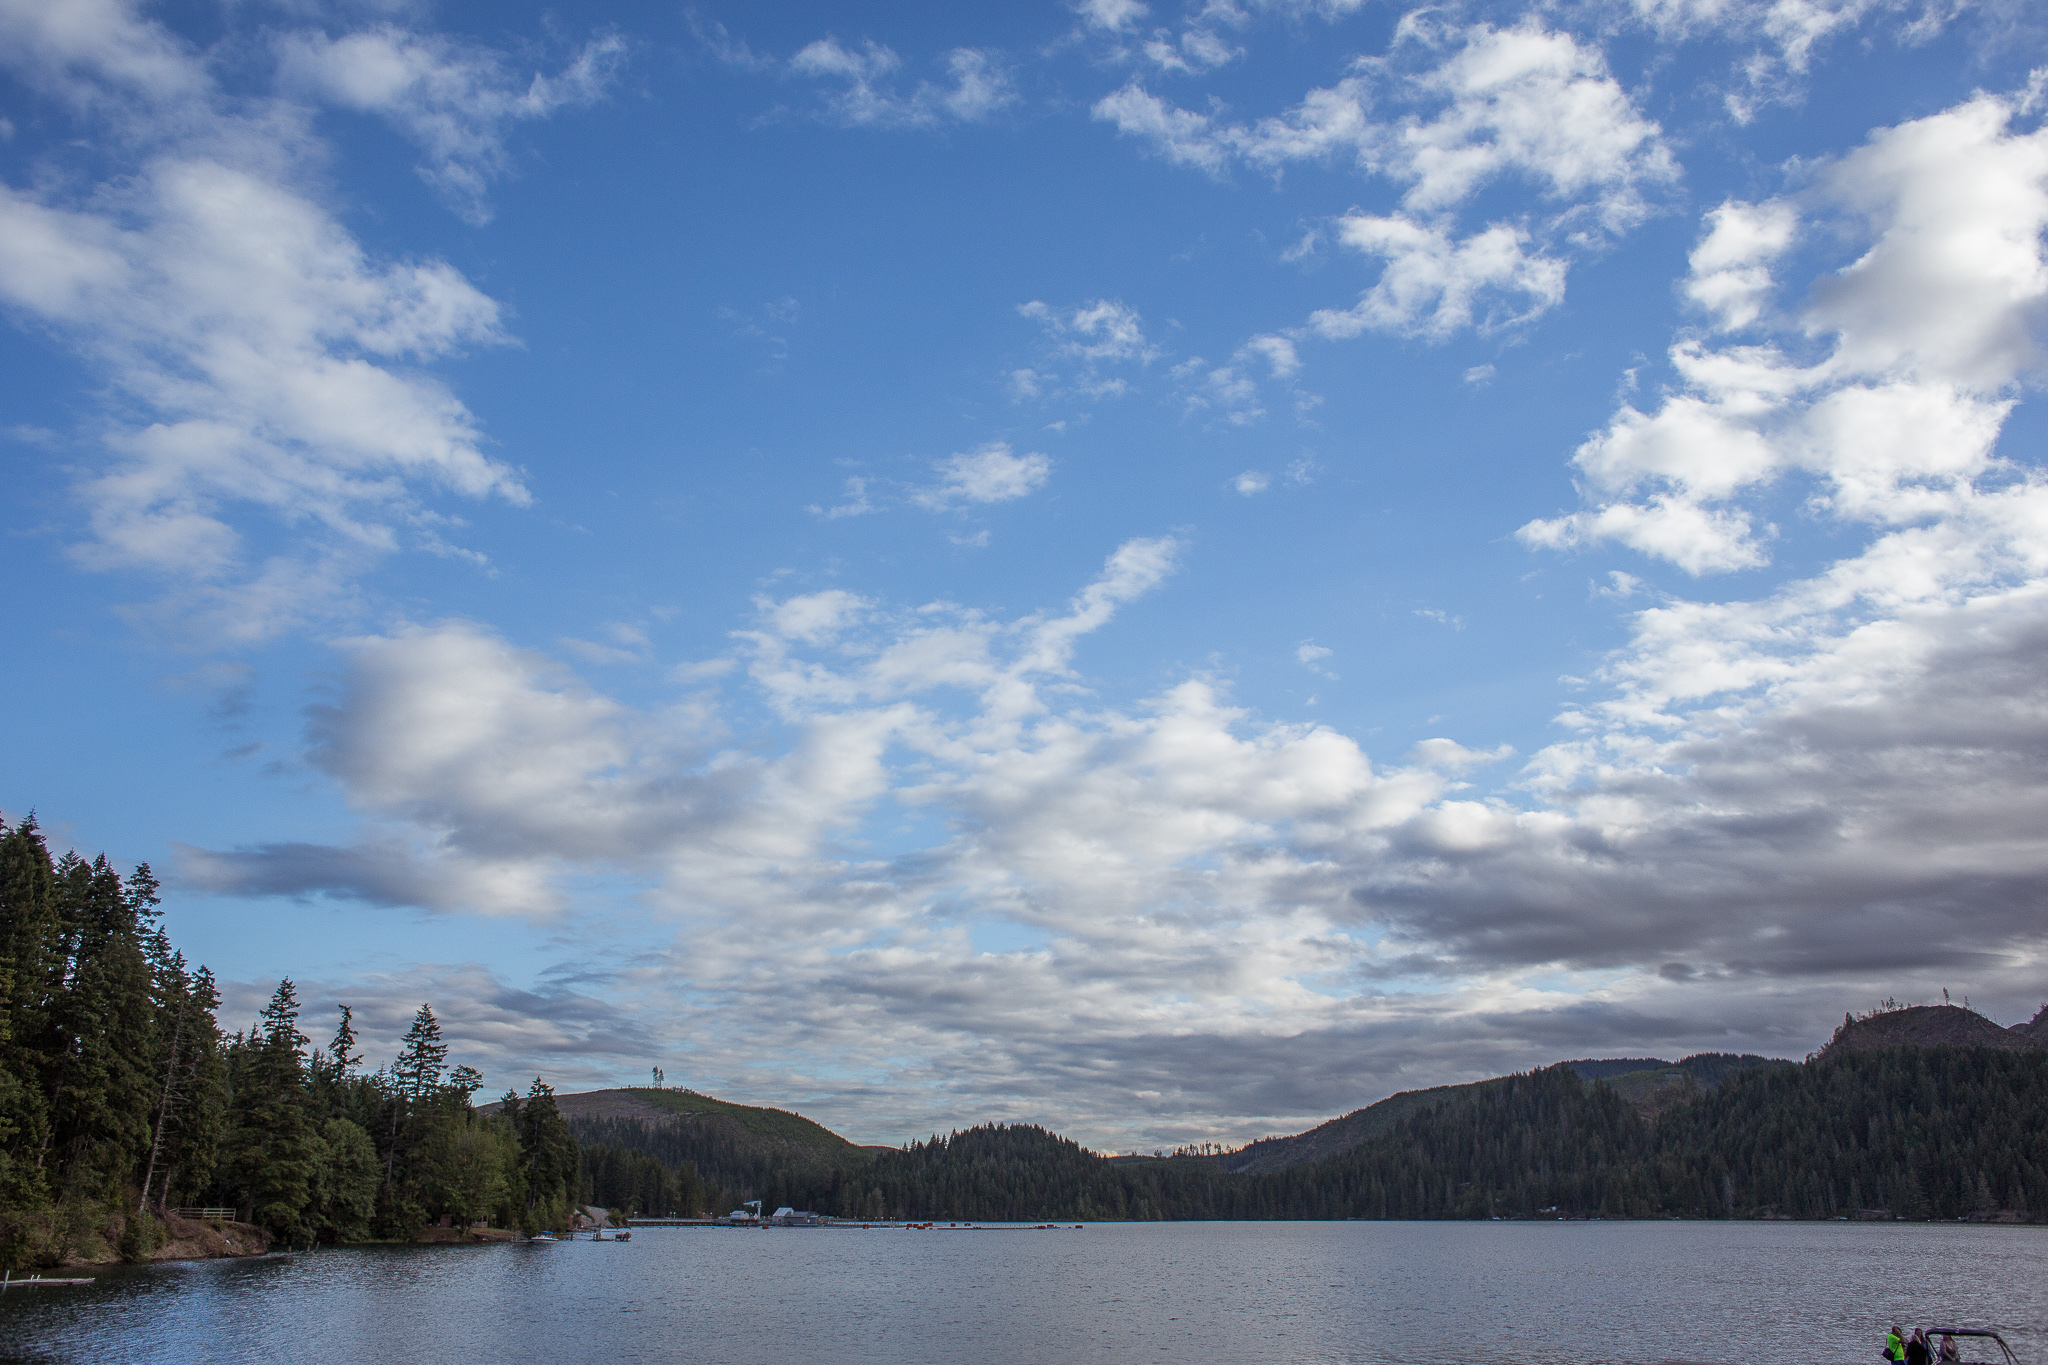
(529, 1232), (558, 1243)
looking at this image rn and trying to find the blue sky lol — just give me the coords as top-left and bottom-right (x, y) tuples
(3, 0), (2046, 1149)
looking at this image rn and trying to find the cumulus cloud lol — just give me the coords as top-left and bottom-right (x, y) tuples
(808, 476), (877, 519)
(1096, 18), (1674, 229)
(1172, 356), (1266, 423)
(277, 26), (625, 224)
(1684, 199), (1799, 331)
(0, 158), (521, 639)
(1142, 26), (1243, 75)
(1309, 214), (1569, 340)
(1239, 333), (1301, 379)
(1437, 88), (2048, 1075)
(1074, 0), (1151, 33)
(1521, 93), (2046, 575)
(912, 444), (1052, 510)
(1097, 18), (1672, 351)
(0, 0), (206, 111)
(1617, 0), (1957, 118)
(790, 37), (1016, 128)
(1013, 298), (1160, 405)
(0, 0), (602, 641)
(176, 540), (1512, 1141)
(1019, 298), (1159, 365)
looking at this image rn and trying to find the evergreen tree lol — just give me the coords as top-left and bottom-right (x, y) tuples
(151, 967), (227, 1213)
(514, 1079), (577, 1233)
(382, 1003), (448, 1195)
(0, 815), (58, 1210)
(217, 980), (319, 1243)
(42, 858), (159, 1201)
(308, 1118), (380, 1242)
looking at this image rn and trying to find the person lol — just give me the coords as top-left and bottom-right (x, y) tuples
(1937, 1335), (1961, 1365)
(1906, 1330), (1932, 1365)
(1885, 1326), (1906, 1362)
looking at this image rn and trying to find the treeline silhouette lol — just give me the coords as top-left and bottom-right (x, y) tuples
(584, 1052), (2047, 1223)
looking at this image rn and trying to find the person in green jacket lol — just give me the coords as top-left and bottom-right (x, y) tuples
(1885, 1326), (1906, 1361)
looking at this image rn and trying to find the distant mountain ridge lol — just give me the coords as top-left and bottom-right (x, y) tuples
(1216, 1052), (1789, 1174)
(534, 997), (2046, 1220)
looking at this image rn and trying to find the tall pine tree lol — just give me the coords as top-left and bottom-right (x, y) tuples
(218, 980), (319, 1243)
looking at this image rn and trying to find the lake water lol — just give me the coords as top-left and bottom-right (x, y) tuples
(2, 1222), (2044, 1364)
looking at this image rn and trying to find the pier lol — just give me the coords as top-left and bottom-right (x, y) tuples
(626, 1219), (1084, 1231)
(2, 1271), (93, 1289)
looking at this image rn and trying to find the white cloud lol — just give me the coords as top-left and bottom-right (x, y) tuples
(1096, 18), (1671, 349)
(1239, 333), (1301, 379)
(790, 38), (1016, 128)
(1176, 358), (1266, 423)
(278, 26), (625, 225)
(1295, 640), (1337, 677)
(1074, 0), (1151, 33)
(1235, 470), (1271, 494)
(809, 476), (878, 519)
(1014, 299), (1161, 408)
(1684, 199), (1798, 330)
(913, 444), (1053, 510)
(1521, 92), (2048, 575)
(0, 158), (521, 640)
(1097, 19), (1675, 234)
(670, 658), (737, 684)
(1309, 214), (1569, 340)
(1007, 367), (1051, 401)
(0, 0), (205, 109)
(1142, 27), (1243, 75)
(690, 15), (776, 74)
(0, 1), (626, 641)
(1621, 0), (1951, 116)
(1092, 83), (1234, 175)
(1019, 298), (1159, 365)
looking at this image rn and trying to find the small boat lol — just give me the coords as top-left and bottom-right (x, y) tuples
(1921, 1328), (2022, 1365)
(528, 1232), (558, 1243)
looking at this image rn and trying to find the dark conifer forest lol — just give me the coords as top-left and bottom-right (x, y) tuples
(4, 811), (2042, 1266)
(693, 1051), (2044, 1224)
(0, 816), (594, 1267)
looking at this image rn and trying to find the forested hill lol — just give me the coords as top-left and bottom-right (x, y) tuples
(1817, 1002), (2048, 1055)
(552, 1088), (872, 1216)
(562, 1010), (2046, 1223)
(703, 1048), (2046, 1223)
(1217, 1052), (1785, 1174)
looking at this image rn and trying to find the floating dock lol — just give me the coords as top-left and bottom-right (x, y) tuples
(2, 1272), (93, 1289)
(627, 1218), (1085, 1231)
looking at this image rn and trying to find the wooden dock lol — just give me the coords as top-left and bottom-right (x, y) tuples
(2, 1272), (93, 1289)
(625, 1218), (1085, 1231)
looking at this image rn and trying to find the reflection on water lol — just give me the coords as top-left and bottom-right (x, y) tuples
(1, 1222), (2043, 1365)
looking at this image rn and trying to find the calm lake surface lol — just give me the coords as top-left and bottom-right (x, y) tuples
(2, 1221), (2044, 1365)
